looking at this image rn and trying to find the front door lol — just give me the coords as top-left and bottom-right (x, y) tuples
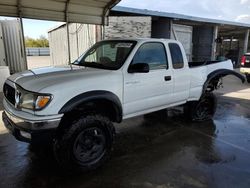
(123, 42), (173, 118)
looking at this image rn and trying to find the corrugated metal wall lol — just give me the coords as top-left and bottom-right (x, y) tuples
(192, 26), (214, 61)
(104, 16), (151, 39)
(49, 17), (151, 65)
(152, 17), (171, 39)
(49, 23), (96, 66)
(0, 20), (27, 73)
(171, 24), (193, 61)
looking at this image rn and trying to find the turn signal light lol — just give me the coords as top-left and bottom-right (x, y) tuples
(36, 96), (51, 109)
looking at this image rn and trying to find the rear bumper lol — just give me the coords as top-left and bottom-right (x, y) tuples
(2, 110), (60, 143)
(240, 67), (250, 74)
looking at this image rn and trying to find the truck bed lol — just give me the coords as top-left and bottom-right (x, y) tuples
(188, 60), (225, 68)
(188, 59), (234, 100)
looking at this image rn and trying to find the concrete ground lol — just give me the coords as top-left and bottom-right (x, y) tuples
(0, 76), (250, 188)
(27, 56), (51, 69)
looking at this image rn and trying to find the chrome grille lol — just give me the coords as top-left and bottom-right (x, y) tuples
(3, 83), (15, 105)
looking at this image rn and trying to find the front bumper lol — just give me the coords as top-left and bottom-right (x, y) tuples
(2, 110), (61, 143)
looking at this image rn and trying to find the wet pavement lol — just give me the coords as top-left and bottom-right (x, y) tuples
(0, 79), (250, 188)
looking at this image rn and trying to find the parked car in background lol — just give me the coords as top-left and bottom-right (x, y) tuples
(240, 53), (250, 83)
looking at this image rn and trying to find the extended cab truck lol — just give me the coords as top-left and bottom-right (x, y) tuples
(240, 53), (250, 83)
(2, 39), (245, 171)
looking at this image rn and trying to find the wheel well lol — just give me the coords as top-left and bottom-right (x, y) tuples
(58, 91), (123, 125)
(204, 77), (221, 93)
(203, 69), (245, 93)
(60, 99), (122, 124)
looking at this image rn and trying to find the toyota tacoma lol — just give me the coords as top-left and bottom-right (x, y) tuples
(2, 39), (245, 171)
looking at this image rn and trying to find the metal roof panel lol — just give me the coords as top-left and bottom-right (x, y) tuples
(0, 0), (121, 25)
(112, 6), (250, 28)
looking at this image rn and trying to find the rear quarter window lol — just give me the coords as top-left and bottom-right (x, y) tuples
(169, 43), (184, 69)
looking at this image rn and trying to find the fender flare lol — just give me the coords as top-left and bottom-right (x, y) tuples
(202, 69), (245, 93)
(59, 90), (123, 122)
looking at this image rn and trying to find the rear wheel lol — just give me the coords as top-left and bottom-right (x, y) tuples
(185, 93), (217, 122)
(53, 114), (115, 172)
(246, 74), (250, 83)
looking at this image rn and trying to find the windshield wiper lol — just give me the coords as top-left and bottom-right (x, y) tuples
(80, 62), (106, 68)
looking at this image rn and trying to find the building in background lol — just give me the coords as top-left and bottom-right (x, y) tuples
(1, 6), (250, 74)
(48, 24), (96, 66)
(48, 16), (151, 65)
(48, 7), (250, 67)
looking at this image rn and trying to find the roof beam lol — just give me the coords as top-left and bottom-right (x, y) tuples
(102, 0), (120, 25)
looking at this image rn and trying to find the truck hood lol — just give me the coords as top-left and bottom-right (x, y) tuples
(7, 65), (113, 92)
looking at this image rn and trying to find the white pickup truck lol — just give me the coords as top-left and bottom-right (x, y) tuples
(2, 39), (244, 171)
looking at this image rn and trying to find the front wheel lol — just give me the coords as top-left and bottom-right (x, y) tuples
(184, 93), (217, 122)
(53, 114), (115, 172)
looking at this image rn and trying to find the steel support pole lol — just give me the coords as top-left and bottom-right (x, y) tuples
(211, 25), (218, 61)
(243, 29), (249, 54)
(18, 0), (28, 70)
(230, 36), (233, 50)
(65, 0), (71, 64)
(66, 22), (71, 64)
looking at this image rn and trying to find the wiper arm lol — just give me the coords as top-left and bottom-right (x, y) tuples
(81, 62), (104, 67)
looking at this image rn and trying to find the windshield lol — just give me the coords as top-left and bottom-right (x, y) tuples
(73, 40), (137, 70)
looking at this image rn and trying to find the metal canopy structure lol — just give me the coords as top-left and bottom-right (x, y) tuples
(0, 0), (120, 69)
(0, 0), (121, 25)
(112, 6), (250, 28)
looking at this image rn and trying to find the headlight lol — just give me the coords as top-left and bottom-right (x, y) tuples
(15, 85), (52, 110)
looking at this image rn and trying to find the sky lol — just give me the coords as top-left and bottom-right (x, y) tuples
(0, 0), (250, 39)
(119, 0), (250, 22)
(0, 16), (63, 39)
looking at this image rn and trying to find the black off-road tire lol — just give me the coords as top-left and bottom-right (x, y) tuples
(53, 114), (115, 172)
(246, 74), (250, 83)
(184, 93), (217, 122)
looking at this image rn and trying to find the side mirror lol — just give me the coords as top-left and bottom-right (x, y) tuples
(128, 63), (149, 73)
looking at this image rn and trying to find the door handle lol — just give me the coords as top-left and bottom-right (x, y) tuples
(164, 76), (171, 81)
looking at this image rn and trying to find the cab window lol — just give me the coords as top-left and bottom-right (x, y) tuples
(169, 43), (184, 69)
(132, 42), (168, 70)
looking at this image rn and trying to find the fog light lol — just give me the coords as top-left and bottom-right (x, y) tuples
(20, 131), (31, 139)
